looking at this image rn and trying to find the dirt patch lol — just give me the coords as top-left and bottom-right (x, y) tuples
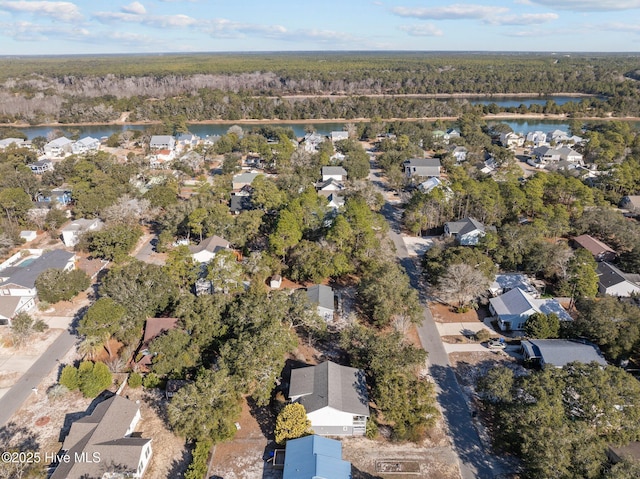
(430, 303), (490, 324)
(34, 416), (50, 427)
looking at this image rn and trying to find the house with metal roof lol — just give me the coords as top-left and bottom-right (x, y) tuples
(489, 273), (538, 297)
(289, 361), (369, 436)
(330, 131), (349, 143)
(71, 136), (100, 155)
(149, 135), (175, 150)
(61, 218), (104, 247)
(403, 158), (441, 178)
(232, 172), (260, 190)
(521, 339), (607, 368)
(44, 137), (73, 158)
(321, 166), (347, 182)
(283, 435), (351, 479)
(444, 217), (492, 246)
(50, 395), (152, 479)
(597, 262), (640, 297)
(305, 285), (335, 321)
(621, 195), (640, 214)
(489, 287), (572, 332)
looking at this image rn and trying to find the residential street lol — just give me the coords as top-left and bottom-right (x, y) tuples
(381, 199), (508, 479)
(0, 330), (76, 427)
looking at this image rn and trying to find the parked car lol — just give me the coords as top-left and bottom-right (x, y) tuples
(487, 339), (506, 350)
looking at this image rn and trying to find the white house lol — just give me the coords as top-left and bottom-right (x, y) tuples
(289, 361), (369, 436)
(29, 159), (54, 174)
(44, 137), (73, 158)
(321, 166), (347, 182)
(526, 131), (549, 147)
(444, 217), (490, 246)
(597, 262), (640, 297)
(0, 250), (75, 301)
(330, 131), (349, 143)
(61, 218), (104, 247)
(149, 135), (175, 150)
(188, 235), (231, 264)
(489, 287), (572, 332)
(306, 284), (335, 321)
(0, 296), (36, 326)
(0, 138), (27, 150)
(50, 395), (152, 479)
(71, 136), (100, 155)
(451, 146), (468, 162)
(500, 132), (525, 148)
(301, 132), (325, 153)
(232, 172), (260, 190)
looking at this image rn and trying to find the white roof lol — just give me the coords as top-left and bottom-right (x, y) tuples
(47, 137), (73, 147)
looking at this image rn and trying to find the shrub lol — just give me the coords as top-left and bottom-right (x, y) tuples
(142, 372), (161, 389)
(275, 403), (313, 444)
(475, 329), (491, 343)
(128, 372), (142, 388)
(47, 384), (69, 401)
(366, 416), (379, 439)
(184, 439), (213, 479)
(59, 365), (79, 390)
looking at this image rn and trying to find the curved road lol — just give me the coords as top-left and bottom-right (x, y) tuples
(381, 200), (507, 479)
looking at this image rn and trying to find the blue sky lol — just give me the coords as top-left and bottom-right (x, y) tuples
(0, 0), (638, 54)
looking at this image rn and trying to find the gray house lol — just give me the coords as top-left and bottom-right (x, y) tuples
(597, 262), (640, 297)
(289, 361), (369, 436)
(149, 135), (175, 150)
(50, 395), (152, 479)
(521, 339), (607, 368)
(489, 287), (572, 332)
(404, 158), (441, 178)
(306, 284), (335, 321)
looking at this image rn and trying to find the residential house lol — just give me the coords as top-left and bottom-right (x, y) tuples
(403, 158), (441, 178)
(445, 128), (461, 143)
(489, 273), (538, 297)
(608, 442), (640, 466)
(330, 152), (346, 162)
(572, 234), (617, 262)
(325, 192), (345, 210)
(189, 235), (231, 264)
(499, 132), (525, 148)
(0, 138), (26, 149)
(417, 177), (442, 194)
(532, 146), (583, 165)
(232, 172), (260, 191)
(481, 157), (498, 175)
(525, 131), (549, 147)
(0, 250), (75, 301)
(176, 133), (199, 151)
(61, 218), (104, 247)
(135, 317), (179, 369)
(0, 296), (34, 326)
(306, 284), (335, 321)
(316, 178), (345, 192)
(330, 131), (349, 143)
(521, 339), (607, 368)
(44, 137), (73, 158)
(450, 145), (468, 162)
(28, 159), (53, 174)
(71, 136), (100, 155)
(149, 135), (175, 151)
(547, 129), (583, 145)
(283, 435), (351, 479)
(301, 133), (325, 153)
(621, 195), (640, 213)
(444, 217), (491, 246)
(489, 287), (572, 332)
(19, 231), (37, 242)
(597, 262), (640, 297)
(36, 188), (72, 207)
(321, 166), (347, 182)
(431, 130), (446, 144)
(229, 195), (252, 215)
(50, 395), (152, 479)
(289, 361), (369, 436)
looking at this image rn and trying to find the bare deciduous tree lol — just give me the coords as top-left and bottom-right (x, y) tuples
(435, 263), (490, 311)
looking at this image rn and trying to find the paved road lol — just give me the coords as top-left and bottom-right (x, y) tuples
(381, 201), (506, 479)
(0, 330), (77, 427)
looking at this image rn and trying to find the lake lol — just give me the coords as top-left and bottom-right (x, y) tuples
(468, 95), (603, 108)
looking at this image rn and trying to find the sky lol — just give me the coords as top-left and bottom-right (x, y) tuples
(0, 0), (639, 55)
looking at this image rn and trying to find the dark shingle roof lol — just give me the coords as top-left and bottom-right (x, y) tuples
(521, 339), (607, 368)
(0, 250), (75, 289)
(597, 262), (635, 289)
(305, 285), (334, 311)
(289, 361), (369, 416)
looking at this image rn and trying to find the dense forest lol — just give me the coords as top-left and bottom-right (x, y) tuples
(2, 53), (640, 124)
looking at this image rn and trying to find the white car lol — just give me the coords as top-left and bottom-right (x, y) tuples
(487, 339), (506, 350)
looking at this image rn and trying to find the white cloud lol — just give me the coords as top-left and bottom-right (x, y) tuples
(529, 0), (640, 10)
(122, 2), (146, 15)
(0, 0), (82, 22)
(391, 4), (509, 20)
(488, 12), (559, 25)
(399, 24), (443, 36)
(94, 11), (197, 28)
(0, 20), (91, 41)
(593, 21), (640, 32)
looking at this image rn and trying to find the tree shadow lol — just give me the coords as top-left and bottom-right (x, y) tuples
(68, 304), (89, 335)
(142, 388), (171, 427)
(248, 395), (276, 441)
(0, 421), (40, 450)
(166, 444), (191, 479)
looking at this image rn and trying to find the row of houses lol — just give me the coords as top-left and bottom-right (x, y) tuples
(500, 129), (584, 149)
